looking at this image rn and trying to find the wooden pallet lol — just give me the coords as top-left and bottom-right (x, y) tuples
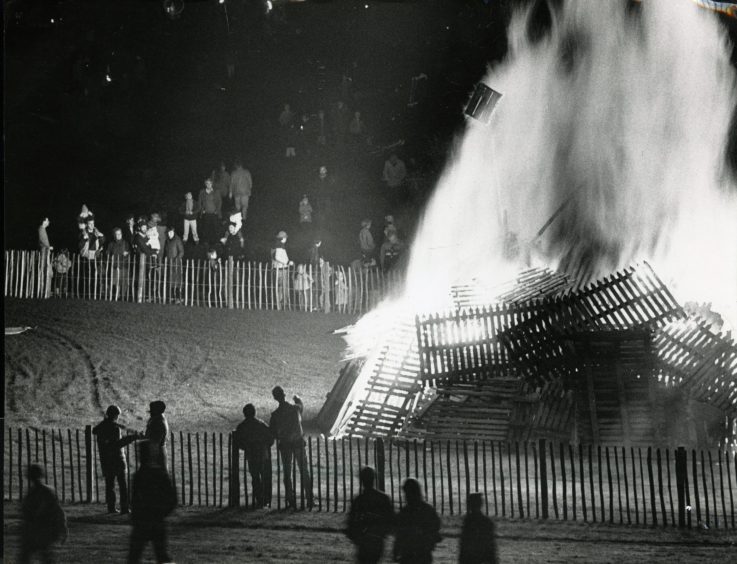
(654, 319), (737, 415)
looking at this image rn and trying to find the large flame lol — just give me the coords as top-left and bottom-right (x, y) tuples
(347, 0), (737, 357)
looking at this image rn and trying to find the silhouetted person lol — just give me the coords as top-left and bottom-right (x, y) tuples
(347, 466), (395, 564)
(92, 405), (140, 514)
(234, 403), (274, 508)
(19, 464), (67, 564)
(269, 385), (314, 509)
(144, 400), (169, 471)
(393, 478), (441, 564)
(459, 493), (498, 564)
(127, 441), (177, 564)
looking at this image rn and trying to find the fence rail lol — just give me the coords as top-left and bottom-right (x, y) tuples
(4, 425), (736, 528)
(4, 250), (402, 314)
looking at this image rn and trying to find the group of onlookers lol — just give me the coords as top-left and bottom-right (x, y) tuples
(357, 214), (406, 272)
(18, 388), (498, 563)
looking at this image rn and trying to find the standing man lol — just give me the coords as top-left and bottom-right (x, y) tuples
(144, 401), (169, 471)
(107, 228), (132, 300)
(459, 493), (498, 564)
(346, 466), (395, 564)
(163, 226), (185, 304)
(38, 217), (53, 297)
(198, 177), (222, 246)
(127, 441), (177, 564)
(234, 403), (274, 508)
(229, 158), (253, 222)
(92, 405), (140, 514)
(393, 478), (441, 564)
(18, 464), (67, 564)
(269, 386), (314, 509)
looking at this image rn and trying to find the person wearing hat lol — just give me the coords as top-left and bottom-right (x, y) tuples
(347, 466), (394, 564)
(269, 386), (313, 509)
(19, 464), (68, 563)
(234, 404), (274, 508)
(393, 478), (441, 564)
(163, 225), (185, 304)
(459, 492), (498, 564)
(93, 405), (141, 514)
(144, 401), (169, 471)
(271, 231), (293, 310)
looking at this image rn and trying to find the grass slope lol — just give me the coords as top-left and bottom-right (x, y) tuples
(4, 299), (355, 432)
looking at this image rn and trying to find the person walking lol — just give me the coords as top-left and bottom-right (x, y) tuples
(144, 401), (169, 471)
(269, 386), (314, 509)
(346, 466), (394, 564)
(393, 478), (442, 564)
(234, 403), (274, 508)
(459, 493), (498, 564)
(18, 464), (68, 564)
(93, 405), (140, 514)
(127, 441), (177, 564)
(229, 159), (253, 221)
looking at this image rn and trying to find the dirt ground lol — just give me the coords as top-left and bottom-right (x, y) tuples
(3, 502), (735, 564)
(4, 298), (354, 432)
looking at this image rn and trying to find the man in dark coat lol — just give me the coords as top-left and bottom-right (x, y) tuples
(92, 405), (140, 514)
(393, 478), (441, 564)
(163, 226), (185, 303)
(269, 385), (314, 509)
(346, 466), (395, 564)
(19, 464), (67, 564)
(234, 403), (274, 508)
(144, 400), (169, 471)
(127, 441), (177, 564)
(459, 493), (498, 564)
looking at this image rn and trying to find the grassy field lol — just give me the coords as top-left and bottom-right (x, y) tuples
(4, 298), (355, 432)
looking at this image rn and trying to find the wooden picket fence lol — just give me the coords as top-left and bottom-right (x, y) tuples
(4, 250), (402, 315)
(4, 425), (736, 528)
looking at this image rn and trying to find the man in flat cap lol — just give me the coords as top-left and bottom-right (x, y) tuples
(269, 386), (313, 509)
(93, 405), (141, 514)
(144, 401), (169, 471)
(234, 403), (274, 508)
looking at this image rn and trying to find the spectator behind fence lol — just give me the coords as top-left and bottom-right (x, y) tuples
(213, 161), (231, 203)
(221, 222), (244, 259)
(180, 191), (200, 245)
(127, 440), (177, 564)
(299, 194), (313, 224)
(164, 226), (185, 304)
(144, 401), (169, 471)
(198, 177), (222, 246)
(150, 213), (167, 252)
(77, 204), (94, 231)
(380, 232), (404, 273)
(459, 493), (498, 564)
(53, 249), (71, 298)
(271, 230), (292, 310)
(145, 220), (162, 268)
(234, 403), (274, 508)
(134, 221), (158, 269)
(38, 217), (52, 257)
(394, 478), (441, 564)
(269, 386), (314, 509)
(346, 466), (394, 564)
(294, 263), (313, 310)
(79, 216), (105, 260)
(124, 214), (137, 250)
(335, 269), (348, 310)
(383, 153), (407, 190)
(18, 464), (67, 564)
(107, 228), (132, 300)
(230, 159), (253, 221)
(93, 405), (141, 514)
(359, 219), (375, 261)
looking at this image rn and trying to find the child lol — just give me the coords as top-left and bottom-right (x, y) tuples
(294, 264), (313, 311)
(52, 249), (72, 297)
